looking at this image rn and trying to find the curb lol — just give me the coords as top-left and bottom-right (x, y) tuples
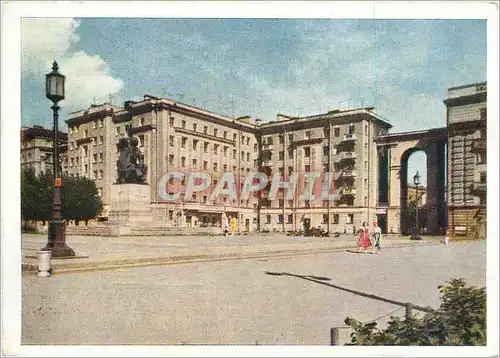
(23, 241), (444, 276)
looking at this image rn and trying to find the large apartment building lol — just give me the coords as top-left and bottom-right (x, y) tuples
(65, 95), (391, 233)
(20, 125), (68, 176)
(445, 82), (487, 238)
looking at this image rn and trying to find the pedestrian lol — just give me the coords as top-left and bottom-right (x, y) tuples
(352, 225), (356, 235)
(371, 222), (382, 253)
(230, 216), (237, 236)
(357, 222), (371, 252)
(221, 213), (229, 236)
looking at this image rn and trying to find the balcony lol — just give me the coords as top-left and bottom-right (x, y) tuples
(342, 187), (356, 196)
(339, 170), (357, 178)
(339, 151), (357, 161)
(340, 133), (357, 143)
(471, 139), (486, 152)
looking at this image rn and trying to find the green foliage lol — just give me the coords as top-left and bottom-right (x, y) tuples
(345, 278), (486, 346)
(21, 169), (103, 223)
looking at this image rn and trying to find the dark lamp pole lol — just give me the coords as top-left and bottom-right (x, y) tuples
(411, 171), (422, 240)
(42, 61), (75, 257)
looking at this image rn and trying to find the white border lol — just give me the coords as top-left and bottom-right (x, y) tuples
(2, 1), (498, 357)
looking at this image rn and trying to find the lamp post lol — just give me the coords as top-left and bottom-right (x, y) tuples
(42, 61), (75, 257)
(411, 171), (422, 240)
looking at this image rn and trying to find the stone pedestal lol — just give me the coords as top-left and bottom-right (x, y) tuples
(108, 184), (153, 236)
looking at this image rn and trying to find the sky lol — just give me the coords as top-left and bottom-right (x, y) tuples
(20, 18), (487, 186)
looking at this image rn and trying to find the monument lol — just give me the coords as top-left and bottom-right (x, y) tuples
(109, 125), (154, 235)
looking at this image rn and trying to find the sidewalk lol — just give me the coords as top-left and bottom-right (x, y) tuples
(22, 233), (446, 275)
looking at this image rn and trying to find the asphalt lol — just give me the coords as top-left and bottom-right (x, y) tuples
(22, 233), (459, 275)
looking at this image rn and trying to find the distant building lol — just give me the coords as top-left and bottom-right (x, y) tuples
(445, 82), (487, 238)
(407, 185), (426, 206)
(21, 125), (68, 176)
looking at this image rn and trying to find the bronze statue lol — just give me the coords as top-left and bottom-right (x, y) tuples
(116, 125), (148, 184)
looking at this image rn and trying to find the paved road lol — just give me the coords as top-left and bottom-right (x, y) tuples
(23, 241), (485, 345)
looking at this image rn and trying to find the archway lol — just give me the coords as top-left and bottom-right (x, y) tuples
(400, 150), (427, 235)
(375, 128), (447, 236)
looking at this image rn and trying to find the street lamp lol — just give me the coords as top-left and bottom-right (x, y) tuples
(42, 61), (75, 257)
(411, 171), (422, 240)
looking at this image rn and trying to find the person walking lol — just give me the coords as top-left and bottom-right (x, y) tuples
(371, 222), (382, 253)
(357, 222), (372, 252)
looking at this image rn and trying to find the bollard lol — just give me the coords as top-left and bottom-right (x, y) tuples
(36, 250), (52, 277)
(330, 327), (340, 345)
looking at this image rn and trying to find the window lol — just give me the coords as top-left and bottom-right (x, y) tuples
(98, 135), (103, 145)
(214, 144), (219, 155)
(323, 146), (329, 156)
(241, 151), (245, 160)
(288, 215), (293, 224)
(83, 129), (88, 138)
(213, 162), (218, 171)
(214, 129), (218, 137)
(480, 172), (486, 183)
(266, 215), (271, 224)
(168, 154), (174, 165)
(279, 151), (284, 160)
(364, 124), (368, 135)
(99, 153), (103, 162)
(204, 126), (208, 134)
(246, 137), (250, 145)
(334, 128), (340, 137)
(364, 161), (368, 171)
(233, 149), (237, 159)
(232, 165), (237, 172)
(278, 215), (283, 224)
(347, 214), (354, 224)
(364, 142), (368, 153)
(204, 143), (209, 153)
(203, 196), (208, 204)
(138, 135), (144, 147)
(181, 157), (186, 167)
(288, 149), (294, 158)
(70, 157), (74, 167)
(224, 146), (229, 156)
(98, 170), (103, 179)
(267, 136), (273, 145)
(480, 108), (486, 120)
(246, 153), (250, 161)
(305, 131), (311, 140)
(279, 199), (284, 208)
(288, 134), (293, 143)
(193, 139), (198, 150)
(304, 147), (310, 157)
(233, 133), (237, 141)
(279, 135), (284, 144)
(181, 137), (187, 148)
(322, 214), (329, 224)
(75, 157), (79, 165)
(169, 117), (174, 126)
(223, 164), (228, 171)
(364, 179), (368, 189)
(193, 123), (197, 131)
(192, 158), (197, 167)
(223, 131), (227, 139)
(203, 161), (208, 170)
(305, 165), (310, 172)
(254, 144), (258, 152)
(169, 136), (174, 146)
(333, 214), (339, 224)
(116, 126), (121, 136)
(181, 120), (186, 129)
(93, 154), (97, 163)
(348, 125), (355, 135)
(288, 166), (293, 175)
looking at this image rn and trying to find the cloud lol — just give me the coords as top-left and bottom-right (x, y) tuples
(21, 18), (123, 111)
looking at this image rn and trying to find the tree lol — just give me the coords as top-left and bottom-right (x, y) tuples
(61, 175), (103, 225)
(345, 278), (486, 346)
(21, 169), (103, 225)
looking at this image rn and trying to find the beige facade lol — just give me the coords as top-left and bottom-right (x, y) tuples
(64, 97), (392, 233)
(20, 126), (68, 177)
(445, 82), (487, 238)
